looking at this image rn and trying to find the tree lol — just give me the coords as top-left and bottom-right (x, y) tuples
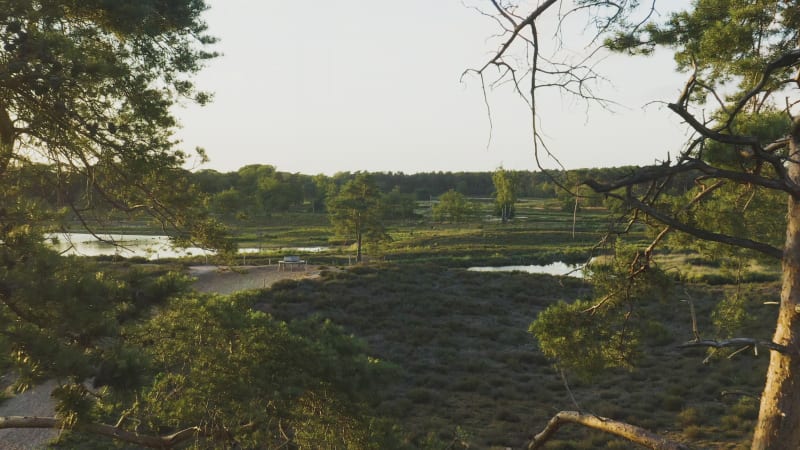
(0, 0), (246, 445)
(327, 173), (387, 262)
(382, 186), (418, 221)
(473, 1), (800, 448)
(492, 167), (518, 223)
(432, 189), (474, 222)
(125, 293), (391, 449)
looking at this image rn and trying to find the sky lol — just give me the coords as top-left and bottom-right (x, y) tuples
(175, 1), (692, 175)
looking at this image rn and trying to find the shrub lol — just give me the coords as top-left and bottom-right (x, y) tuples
(677, 407), (702, 427)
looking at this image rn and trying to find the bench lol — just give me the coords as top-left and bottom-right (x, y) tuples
(278, 255), (306, 271)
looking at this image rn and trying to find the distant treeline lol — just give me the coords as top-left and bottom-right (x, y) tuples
(14, 162), (698, 220)
(189, 164), (689, 217)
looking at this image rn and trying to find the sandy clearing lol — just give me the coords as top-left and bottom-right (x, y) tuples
(189, 264), (322, 295)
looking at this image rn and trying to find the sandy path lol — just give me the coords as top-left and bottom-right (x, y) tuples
(189, 264), (322, 295)
(0, 380), (59, 449)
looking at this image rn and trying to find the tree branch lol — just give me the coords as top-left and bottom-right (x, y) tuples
(725, 48), (800, 128)
(680, 338), (795, 356)
(625, 195), (782, 259)
(478, 0), (558, 72)
(0, 416), (201, 449)
(667, 102), (794, 187)
(583, 160), (791, 195)
(528, 411), (689, 450)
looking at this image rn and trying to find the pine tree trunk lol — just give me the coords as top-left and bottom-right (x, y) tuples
(752, 119), (800, 449)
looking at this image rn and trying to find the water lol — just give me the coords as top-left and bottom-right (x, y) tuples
(46, 233), (329, 260)
(47, 233), (213, 259)
(467, 261), (584, 277)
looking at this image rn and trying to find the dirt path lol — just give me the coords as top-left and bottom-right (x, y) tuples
(189, 264), (322, 295)
(0, 380), (59, 449)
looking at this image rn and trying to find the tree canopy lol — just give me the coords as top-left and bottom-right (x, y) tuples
(327, 173), (387, 263)
(0, 1), (254, 446)
(492, 167), (518, 223)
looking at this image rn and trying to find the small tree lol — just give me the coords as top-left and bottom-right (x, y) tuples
(492, 167), (518, 223)
(327, 173), (386, 262)
(432, 189), (474, 222)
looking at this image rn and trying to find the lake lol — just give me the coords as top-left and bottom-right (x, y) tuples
(467, 261), (584, 277)
(46, 233), (329, 260)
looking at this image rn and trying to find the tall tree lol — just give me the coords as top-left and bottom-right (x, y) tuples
(0, 0), (243, 444)
(474, 1), (800, 448)
(327, 173), (386, 262)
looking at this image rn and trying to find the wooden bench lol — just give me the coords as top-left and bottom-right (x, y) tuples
(278, 255), (306, 271)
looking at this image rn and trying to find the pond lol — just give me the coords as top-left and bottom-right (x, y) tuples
(46, 233), (329, 260)
(467, 261), (585, 277)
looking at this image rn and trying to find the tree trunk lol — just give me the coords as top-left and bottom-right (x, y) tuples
(0, 416), (200, 449)
(356, 229), (362, 263)
(752, 118), (800, 449)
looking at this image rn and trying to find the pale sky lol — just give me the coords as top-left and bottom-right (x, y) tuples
(176, 1), (691, 175)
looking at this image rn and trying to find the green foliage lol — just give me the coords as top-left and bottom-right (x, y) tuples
(432, 189), (475, 222)
(530, 299), (641, 378)
(127, 295), (390, 448)
(52, 381), (96, 428)
(712, 288), (758, 338)
(530, 245), (673, 379)
(327, 173), (387, 261)
(492, 167), (519, 222)
(381, 186), (418, 220)
(1, 242), (120, 389)
(0, 0), (222, 383)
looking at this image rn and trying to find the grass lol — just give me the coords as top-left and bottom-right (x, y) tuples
(242, 263), (776, 449)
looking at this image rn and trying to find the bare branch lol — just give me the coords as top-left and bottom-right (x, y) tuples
(681, 338), (795, 355)
(477, 0), (559, 73)
(0, 416), (201, 449)
(489, 0), (518, 26)
(528, 411), (689, 450)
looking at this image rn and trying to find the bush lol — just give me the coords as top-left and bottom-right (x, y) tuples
(677, 407), (702, 427)
(684, 425), (704, 439)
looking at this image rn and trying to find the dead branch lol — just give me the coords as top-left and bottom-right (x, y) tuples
(680, 338), (795, 355)
(720, 390), (759, 400)
(528, 411), (689, 450)
(0, 416), (201, 449)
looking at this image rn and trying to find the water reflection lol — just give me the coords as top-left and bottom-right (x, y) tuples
(467, 261), (584, 277)
(47, 233), (329, 260)
(47, 233), (213, 259)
